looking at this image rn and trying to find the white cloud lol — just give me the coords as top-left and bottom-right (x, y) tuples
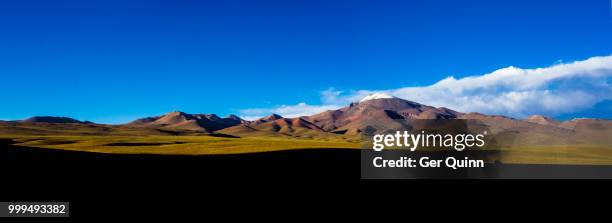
(240, 55), (612, 119)
(381, 55), (612, 117)
(239, 102), (341, 120)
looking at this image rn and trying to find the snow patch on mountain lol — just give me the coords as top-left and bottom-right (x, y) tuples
(359, 93), (394, 102)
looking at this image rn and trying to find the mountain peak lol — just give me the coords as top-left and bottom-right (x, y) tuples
(359, 93), (394, 102)
(166, 111), (188, 116)
(263, 114), (283, 121)
(525, 115), (560, 126)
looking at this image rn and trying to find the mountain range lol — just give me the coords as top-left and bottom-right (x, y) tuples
(2, 94), (611, 145)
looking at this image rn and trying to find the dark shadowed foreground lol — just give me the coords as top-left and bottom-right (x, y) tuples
(0, 139), (361, 182)
(3, 137), (612, 187)
(3, 139), (612, 220)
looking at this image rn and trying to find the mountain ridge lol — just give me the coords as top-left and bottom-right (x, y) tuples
(20, 116), (92, 124)
(126, 111), (246, 132)
(7, 97), (611, 141)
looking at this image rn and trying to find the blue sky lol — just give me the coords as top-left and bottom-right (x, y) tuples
(1, 0), (611, 123)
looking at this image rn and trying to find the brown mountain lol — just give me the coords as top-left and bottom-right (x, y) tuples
(558, 118), (612, 144)
(219, 114), (334, 139)
(525, 115), (561, 126)
(455, 112), (577, 146)
(303, 96), (463, 135)
(297, 96), (612, 147)
(251, 114), (284, 125)
(126, 111), (245, 132)
(0, 118), (204, 136)
(559, 118), (607, 130)
(297, 95), (595, 140)
(250, 115), (323, 132)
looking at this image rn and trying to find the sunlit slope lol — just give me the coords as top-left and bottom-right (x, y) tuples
(4, 135), (360, 155)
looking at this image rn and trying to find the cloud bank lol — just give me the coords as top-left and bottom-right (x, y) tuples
(240, 55), (612, 119)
